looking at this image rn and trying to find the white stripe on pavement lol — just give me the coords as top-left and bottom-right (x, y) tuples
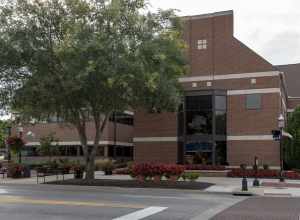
(113, 206), (168, 220)
(0, 189), (8, 194)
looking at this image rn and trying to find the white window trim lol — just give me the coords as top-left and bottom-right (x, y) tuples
(179, 71), (280, 83)
(133, 137), (178, 142)
(227, 135), (274, 141)
(227, 88), (280, 96)
(26, 141), (134, 147)
(134, 135), (276, 142)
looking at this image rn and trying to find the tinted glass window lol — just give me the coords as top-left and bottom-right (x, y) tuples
(216, 141), (227, 165)
(186, 95), (212, 111)
(110, 112), (134, 125)
(246, 94), (261, 110)
(215, 111), (227, 135)
(215, 96), (226, 110)
(186, 111), (213, 135)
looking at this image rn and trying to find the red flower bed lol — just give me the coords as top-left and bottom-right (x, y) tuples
(284, 171), (300, 179)
(185, 164), (226, 171)
(228, 169), (300, 179)
(131, 163), (185, 179)
(164, 164), (185, 176)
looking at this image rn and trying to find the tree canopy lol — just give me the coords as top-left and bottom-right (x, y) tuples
(0, 0), (187, 179)
(285, 107), (300, 169)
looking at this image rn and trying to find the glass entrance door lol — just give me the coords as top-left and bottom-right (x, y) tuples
(183, 90), (227, 165)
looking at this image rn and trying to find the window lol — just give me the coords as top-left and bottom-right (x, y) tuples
(109, 112), (134, 125)
(246, 94), (261, 110)
(215, 111), (226, 135)
(185, 95), (213, 135)
(215, 96), (227, 110)
(197, 39), (207, 50)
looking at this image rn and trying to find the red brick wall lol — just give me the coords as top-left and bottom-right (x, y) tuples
(134, 142), (178, 163)
(228, 140), (280, 166)
(134, 110), (178, 137)
(228, 93), (280, 135)
(183, 12), (274, 77)
(181, 76), (280, 91)
(288, 98), (300, 109)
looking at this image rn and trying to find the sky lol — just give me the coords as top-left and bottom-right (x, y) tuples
(149, 0), (300, 65)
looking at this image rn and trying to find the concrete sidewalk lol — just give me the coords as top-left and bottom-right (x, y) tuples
(201, 177), (300, 197)
(2, 172), (300, 197)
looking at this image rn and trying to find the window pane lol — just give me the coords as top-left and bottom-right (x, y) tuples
(246, 94), (261, 109)
(186, 95), (212, 111)
(216, 141), (227, 165)
(215, 96), (226, 110)
(215, 111), (227, 135)
(186, 110), (212, 135)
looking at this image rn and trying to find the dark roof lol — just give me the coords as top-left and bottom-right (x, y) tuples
(276, 63), (300, 97)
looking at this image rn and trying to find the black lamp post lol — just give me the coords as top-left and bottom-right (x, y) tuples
(17, 125), (24, 164)
(278, 114), (285, 182)
(5, 125), (12, 162)
(253, 156), (260, 187)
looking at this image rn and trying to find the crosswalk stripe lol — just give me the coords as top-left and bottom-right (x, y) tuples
(113, 206), (168, 220)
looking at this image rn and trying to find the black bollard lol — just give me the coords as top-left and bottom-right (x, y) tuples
(242, 177), (248, 191)
(253, 178), (260, 187)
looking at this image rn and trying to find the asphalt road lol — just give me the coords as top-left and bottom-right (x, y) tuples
(211, 197), (300, 220)
(0, 184), (243, 220)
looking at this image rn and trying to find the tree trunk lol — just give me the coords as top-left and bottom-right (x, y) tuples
(76, 114), (109, 181)
(85, 148), (96, 180)
(18, 151), (22, 164)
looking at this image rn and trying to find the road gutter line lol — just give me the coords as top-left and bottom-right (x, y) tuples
(113, 206), (168, 220)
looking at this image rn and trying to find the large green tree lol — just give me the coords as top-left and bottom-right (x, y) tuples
(0, 0), (186, 179)
(0, 120), (9, 149)
(285, 107), (300, 168)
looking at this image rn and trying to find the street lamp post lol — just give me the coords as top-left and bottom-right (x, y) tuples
(17, 125), (24, 164)
(278, 114), (285, 182)
(5, 125), (12, 162)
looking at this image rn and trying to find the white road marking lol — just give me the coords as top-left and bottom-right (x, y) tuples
(0, 189), (8, 194)
(113, 206), (168, 220)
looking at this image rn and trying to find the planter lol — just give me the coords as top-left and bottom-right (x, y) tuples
(11, 170), (22, 179)
(104, 170), (113, 175)
(23, 166), (31, 178)
(153, 175), (161, 183)
(169, 175), (178, 182)
(74, 170), (84, 179)
(137, 175), (145, 183)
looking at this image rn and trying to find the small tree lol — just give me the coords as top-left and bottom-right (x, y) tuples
(7, 136), (25, 163)
(285, 107), (300, 169)
(38, 133), (59, 161)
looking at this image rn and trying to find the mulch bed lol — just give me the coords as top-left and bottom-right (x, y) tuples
(45, 179), (214, 190)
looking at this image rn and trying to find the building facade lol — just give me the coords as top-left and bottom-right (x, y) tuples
(134, 11), (300, 168)
(11, 112), (134, 163)
(10, 11), (300, 167)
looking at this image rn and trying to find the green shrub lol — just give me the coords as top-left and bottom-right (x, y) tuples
(263, 164), (269, 170)
(181, 172), (200, 181)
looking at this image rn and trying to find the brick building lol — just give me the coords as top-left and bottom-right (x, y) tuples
(134, 11), (300, 168)
(11, 10), (300, 167)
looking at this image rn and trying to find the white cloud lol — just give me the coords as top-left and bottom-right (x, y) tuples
(149, 0), (300, 65)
